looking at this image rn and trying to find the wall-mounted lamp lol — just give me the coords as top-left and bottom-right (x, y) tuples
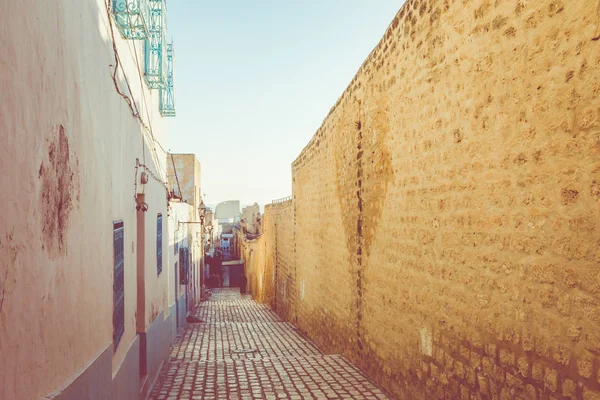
(198, 200), (206, 223)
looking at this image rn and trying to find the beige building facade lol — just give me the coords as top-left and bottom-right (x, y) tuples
(168, 201), (203, 328)
(167, 153), (202, 207)
(167, 153), (205, 309)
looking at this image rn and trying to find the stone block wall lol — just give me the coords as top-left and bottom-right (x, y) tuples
(243, 0), (600, 398)
(268, 201), (297, 322)
(240, 201), (296, 322)
(290, 0), (600, 398)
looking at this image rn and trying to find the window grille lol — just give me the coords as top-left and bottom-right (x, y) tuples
(160, 42), (176, 117)
(179, 247), (189, 285)
(157, 214), (163, 275)
(144, 0), (167, 89)
(113, 221), (125, 351)
(112, 0), (150, 40)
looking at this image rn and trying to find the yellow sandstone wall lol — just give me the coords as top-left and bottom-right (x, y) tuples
(240, 232), (269, 303)
(240, 201), (296, 322)
(291, 0), (600, 399)
(267, 201), (297, 322)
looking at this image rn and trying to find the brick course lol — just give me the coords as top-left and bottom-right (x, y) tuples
(243, 0), (600, 398)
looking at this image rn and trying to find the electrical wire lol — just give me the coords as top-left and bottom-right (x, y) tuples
(105, 0), (168, 170)
(137, 158), (168, 190)
(170, 153), (183, 199)
(122, 1), (168, 178)
(104, 0), (174, 209)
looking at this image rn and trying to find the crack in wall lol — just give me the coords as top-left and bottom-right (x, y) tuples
(0, 263), (7, 315)
(355, 106), (364, 352)
(0, 230), (20, 316)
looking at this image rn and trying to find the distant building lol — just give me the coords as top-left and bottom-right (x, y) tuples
(241, 202), (261, 235)
(221, 234), (233, 251)
(167, 153), (201, 209)
(215, 200), (240, 223)
(204, 208), (219, 248)
(167, 153), (205, 319)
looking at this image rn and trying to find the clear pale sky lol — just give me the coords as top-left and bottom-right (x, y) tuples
(166, 0), (404, 206)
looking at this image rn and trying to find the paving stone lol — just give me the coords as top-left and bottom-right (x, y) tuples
(149, 288), (390, 399)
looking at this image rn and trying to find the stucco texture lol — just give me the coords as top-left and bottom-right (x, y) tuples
(0, 0), (170, 398)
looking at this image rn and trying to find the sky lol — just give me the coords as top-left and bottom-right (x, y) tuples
(166, 0), (404, 206)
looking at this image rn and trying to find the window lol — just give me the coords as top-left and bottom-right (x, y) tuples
(157, 214), (163, 275)
(113, 221), (125, 351)
(179, 247), (189, 285)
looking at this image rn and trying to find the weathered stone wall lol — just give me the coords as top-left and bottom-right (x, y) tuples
(267, 201), (297, 322)
(239, 232), (270, 303)
(241, 203), (261, 234)
(240, 201), (296, 322)
(289, 0), (600, 399)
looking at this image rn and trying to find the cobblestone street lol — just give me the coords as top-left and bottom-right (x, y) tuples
(149, 289), (390, 400)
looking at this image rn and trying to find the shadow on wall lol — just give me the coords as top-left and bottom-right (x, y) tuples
(250, 1), (600, 399)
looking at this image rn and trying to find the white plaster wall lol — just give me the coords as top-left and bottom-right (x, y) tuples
(0, 0), (169, 398)
(170, 202), (203, 308)
(168, 202), (194, 308)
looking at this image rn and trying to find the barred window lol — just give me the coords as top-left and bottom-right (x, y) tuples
(113, 221), (125, 351)
(179, 247), (189, 284)
(157, 214), (163, 275)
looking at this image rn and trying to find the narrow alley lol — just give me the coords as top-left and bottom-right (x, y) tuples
(149, 289), (390, 400)
(3, 0), (600, 399)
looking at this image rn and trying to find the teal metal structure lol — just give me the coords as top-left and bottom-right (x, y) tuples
(112, 0), (149, 40)
(160, 42), (176, 117)
(144, 0), (167, 89)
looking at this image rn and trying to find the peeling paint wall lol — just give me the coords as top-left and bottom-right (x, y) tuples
(0, 0), (170, 398)
(246, 0), (600, 398)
